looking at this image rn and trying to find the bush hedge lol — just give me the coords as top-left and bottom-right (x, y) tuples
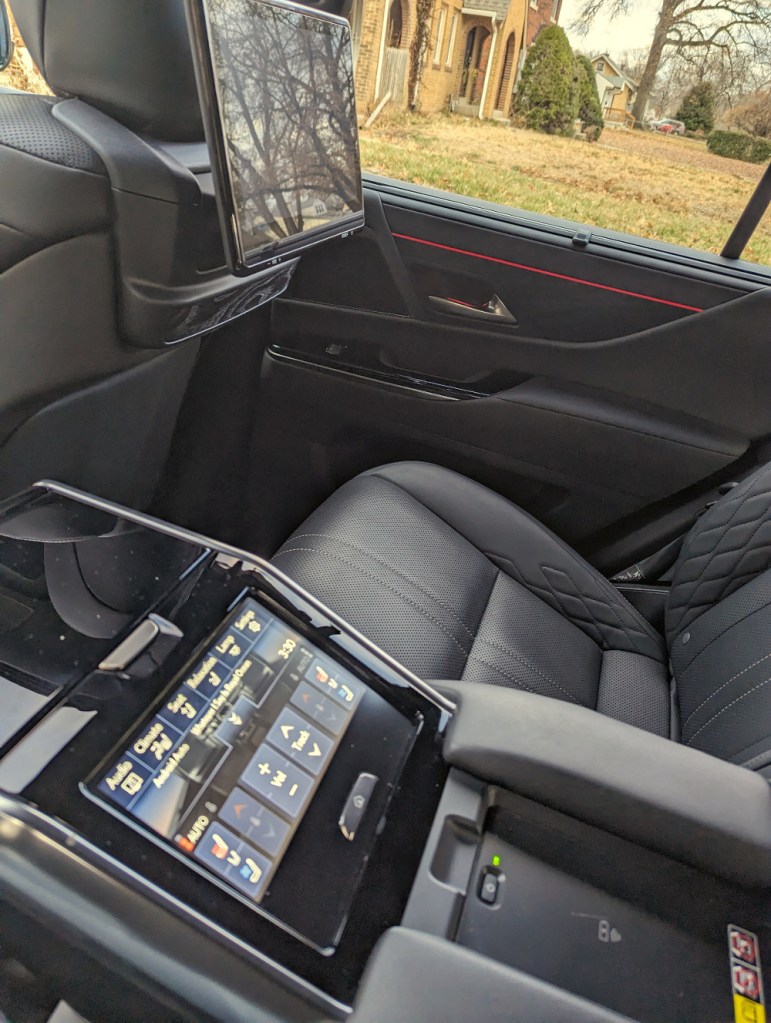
(517, 26), (578, 136)
(676, 83), (715, 134)
(707, 130), (771, 163)
(575, 53), (604, 141)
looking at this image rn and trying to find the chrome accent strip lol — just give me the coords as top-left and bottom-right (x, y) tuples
(268, 347), (460, 401)
(35, 480), (456, 716)
(98, 617), (160, 671)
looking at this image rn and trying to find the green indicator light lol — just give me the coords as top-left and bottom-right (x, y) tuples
(491, 855), (501, 867)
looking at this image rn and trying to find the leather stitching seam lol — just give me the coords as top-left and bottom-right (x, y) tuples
(284, 531), (485, 641)
(464, 649), (540, 698)
(273, 544), (472, 657)
(685, 674), (771, 747)
(681, 651), (771, 732)
(474, 631), (581, 704)
(542, 564), (651, 655)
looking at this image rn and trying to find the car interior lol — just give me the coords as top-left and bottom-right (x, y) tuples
(1, 1), (771, 1022)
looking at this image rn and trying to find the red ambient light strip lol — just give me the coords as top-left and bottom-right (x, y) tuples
(392, 232), (705, 313)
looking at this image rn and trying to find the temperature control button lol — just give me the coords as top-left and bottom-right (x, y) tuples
(291, 681), (348, 736)
(266, 707), (333, 775)
(220, 786), (289, 857)
(306, 659), (365, 710)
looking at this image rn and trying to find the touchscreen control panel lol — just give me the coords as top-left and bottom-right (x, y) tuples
(89, 595), (414, 949)
(0, 484), (450, 1007)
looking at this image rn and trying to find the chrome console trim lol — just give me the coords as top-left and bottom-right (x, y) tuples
(37, 479), (456, 717)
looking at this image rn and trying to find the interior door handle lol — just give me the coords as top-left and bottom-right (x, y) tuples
(428, 294), (518, 325)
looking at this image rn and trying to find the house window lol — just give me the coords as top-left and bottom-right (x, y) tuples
(595, 59), (605, 72)
(433, 5), (447, 65)
(445, 11), (458, 68)
(386, 0), (403, 48)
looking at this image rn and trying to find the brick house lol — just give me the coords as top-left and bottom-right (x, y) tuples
(525, 0), (562, 45)
(352, 0), (562, 120)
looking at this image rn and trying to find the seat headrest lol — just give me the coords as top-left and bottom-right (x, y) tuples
(9, 0), (203, 141)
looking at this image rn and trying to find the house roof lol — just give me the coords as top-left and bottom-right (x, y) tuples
(462, 0), (510, 22)
(591, 53), (638, 92)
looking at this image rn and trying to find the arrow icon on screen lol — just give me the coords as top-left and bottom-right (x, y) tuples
(281, 724), (294, 739)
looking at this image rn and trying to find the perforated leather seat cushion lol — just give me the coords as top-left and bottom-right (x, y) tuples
(0, 93), (105, 171)
(274, 462), (671, 737)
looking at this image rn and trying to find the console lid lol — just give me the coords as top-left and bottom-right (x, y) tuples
(441, 681), (771, 887)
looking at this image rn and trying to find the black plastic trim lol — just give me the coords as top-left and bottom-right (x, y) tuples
(363, 174), (771, 288)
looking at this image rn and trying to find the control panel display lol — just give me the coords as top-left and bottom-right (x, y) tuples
(90, 596), (415, 948)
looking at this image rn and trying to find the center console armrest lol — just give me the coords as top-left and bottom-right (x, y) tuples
(351, 928), (633, 1023)
(439, 682), (771, 887)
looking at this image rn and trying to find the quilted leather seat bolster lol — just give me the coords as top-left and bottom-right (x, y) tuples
(667, 461), (771, 643)
(362, 463), (665, 662)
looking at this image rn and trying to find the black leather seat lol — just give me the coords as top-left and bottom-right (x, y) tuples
(274, 460), (771, 766)
(0, 0), (202, 505)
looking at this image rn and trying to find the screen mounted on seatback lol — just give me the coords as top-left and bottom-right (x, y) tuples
(88, 596), (417, 949)
(188, 0), (364, 274)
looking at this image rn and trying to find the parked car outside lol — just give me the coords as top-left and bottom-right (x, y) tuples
(649, 117), (687, 136)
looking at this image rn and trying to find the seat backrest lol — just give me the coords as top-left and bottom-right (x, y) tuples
(668, 462), (771, 767)
(0, 0), (204, 505)
(0, 0), (292, 506)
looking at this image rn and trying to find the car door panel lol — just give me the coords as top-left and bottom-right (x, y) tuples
(262, 176), (771, 564)
(271, 288), (771, 435)
(386, 208), (739, 343)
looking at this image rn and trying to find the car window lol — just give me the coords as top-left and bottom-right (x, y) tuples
(0, 7), (48, 94)
(4, 1), (767, 264)
(353, 0), (771, 265)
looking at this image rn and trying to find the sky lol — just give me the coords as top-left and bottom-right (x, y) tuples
(558, 0), (660, 59)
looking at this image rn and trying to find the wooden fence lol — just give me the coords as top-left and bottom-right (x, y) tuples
(382, 46), (408, 105)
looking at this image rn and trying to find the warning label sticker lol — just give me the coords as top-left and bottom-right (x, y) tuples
(728, 925), (766, 1023)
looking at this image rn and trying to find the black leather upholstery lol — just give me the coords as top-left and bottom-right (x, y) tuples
(0, 2), (199, 505)
(666, 460), (771, 642)
(666, 461), (771, 763)
(274, 463), (671, 737)
(0, 92), (104, 170)
(0, 93), (108, 272)
(9, 0), (202, 141)
(275, 460), (771, 763)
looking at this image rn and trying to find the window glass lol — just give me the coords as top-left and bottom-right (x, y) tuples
(355, 0), (771, 264)
(445, 12), (458, 68)
(433, 6), (447, 65)
(0, 8), (49, 93)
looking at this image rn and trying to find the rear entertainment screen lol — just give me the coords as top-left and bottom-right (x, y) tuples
(88, 596), (416, 949)
(188, 0), (364, 274)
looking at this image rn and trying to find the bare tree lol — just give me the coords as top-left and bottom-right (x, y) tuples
(408, 0), (434, 109)
(727, 89), (771, 135)
(617, 47), (649, 82)
(574, 0), (771, 124)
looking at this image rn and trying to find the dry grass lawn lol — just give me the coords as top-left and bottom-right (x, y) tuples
(360, 114), (771, 266)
